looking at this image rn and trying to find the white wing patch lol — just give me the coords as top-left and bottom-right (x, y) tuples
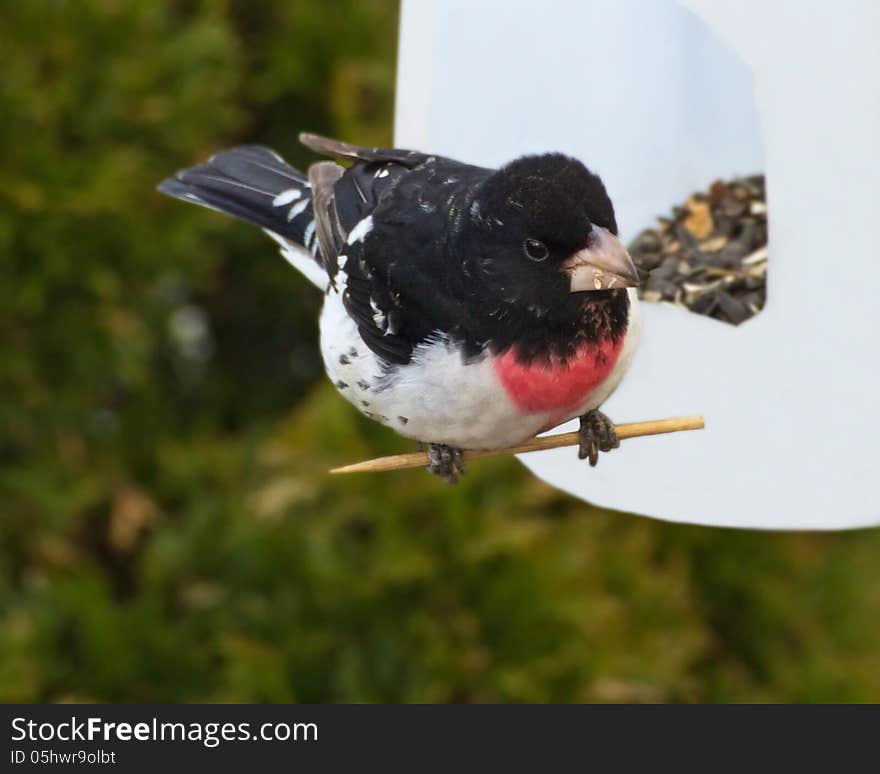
(370, 297), (386, 330)
(304, 220), (316, 250)
(263, 229), (328, 291)
(287, 198), (310, 220)
(346, 215), (373, 245)
(272, 188), (302, 206)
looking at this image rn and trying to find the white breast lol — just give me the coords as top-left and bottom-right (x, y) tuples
(319, 287), (641, 450)
(319, 291), (546, 448)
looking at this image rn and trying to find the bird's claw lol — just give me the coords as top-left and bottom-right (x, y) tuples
(425, 443), (466, 484)
(578, 410), (619, 467)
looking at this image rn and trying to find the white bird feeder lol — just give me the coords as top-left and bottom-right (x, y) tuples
(395, 0), (880, 529)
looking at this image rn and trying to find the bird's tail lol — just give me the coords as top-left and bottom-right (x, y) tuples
(158, 146), (327, 288)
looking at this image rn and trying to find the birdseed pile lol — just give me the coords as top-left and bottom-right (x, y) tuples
(628, 175), (767, 325)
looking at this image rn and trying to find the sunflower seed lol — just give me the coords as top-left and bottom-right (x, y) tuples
(629, 174), (767, 326)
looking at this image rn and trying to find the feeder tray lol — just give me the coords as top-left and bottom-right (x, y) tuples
(630, 175), (767, 326)
(395, 0), (880, 529)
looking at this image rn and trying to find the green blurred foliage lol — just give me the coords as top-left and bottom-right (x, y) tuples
(2, 0), (880, 704)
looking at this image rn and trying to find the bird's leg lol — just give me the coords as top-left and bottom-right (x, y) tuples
(424, 443), (466, 484)
(578, 409), (619, 467)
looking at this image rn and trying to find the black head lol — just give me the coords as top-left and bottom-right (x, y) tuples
(456, 153), (638, 322)
(485, 152), (619, 236)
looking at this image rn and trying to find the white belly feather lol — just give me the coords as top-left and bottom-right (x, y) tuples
(319, 288), (640, 450)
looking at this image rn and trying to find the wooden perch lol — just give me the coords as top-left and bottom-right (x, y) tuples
(330, 415), (705, 475)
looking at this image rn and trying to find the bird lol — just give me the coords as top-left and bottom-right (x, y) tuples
(158, 133), (641, 482)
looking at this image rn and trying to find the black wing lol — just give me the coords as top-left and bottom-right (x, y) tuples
(301, 132), (432, 290)
(330, 157), (494, 366)
(299, 132), (430, 168)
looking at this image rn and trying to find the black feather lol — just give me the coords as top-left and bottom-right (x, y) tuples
(299, 132), (429, 168)
(157, 146), (316, 247)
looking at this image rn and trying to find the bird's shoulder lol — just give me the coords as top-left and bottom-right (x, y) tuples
(333, 157), (492, 366)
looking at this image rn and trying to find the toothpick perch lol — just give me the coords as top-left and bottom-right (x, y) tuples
(330, 415), (705, 475)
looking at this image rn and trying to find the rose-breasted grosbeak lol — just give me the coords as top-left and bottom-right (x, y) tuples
(159, 133), (641, 482)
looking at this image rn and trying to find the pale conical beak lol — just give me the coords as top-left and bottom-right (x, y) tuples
(563, 227), (640, 292)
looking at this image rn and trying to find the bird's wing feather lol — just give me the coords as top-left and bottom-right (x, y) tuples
(299, 132), (430, 168)
(301, 137), (489, 366)
(339, 244), (415, 365)
(157, 145), (315, 246)
(307, 161), (347, 282)
(330, 158), (487, 366)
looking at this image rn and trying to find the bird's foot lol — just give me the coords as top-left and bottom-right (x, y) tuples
(578, 409), (619, 466)
(424, 443), (466, 484)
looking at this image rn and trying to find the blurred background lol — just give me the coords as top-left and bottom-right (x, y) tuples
(3, 0), (880, 703)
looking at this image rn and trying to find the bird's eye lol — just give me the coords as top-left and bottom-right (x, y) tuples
(523, 238), (549, 262)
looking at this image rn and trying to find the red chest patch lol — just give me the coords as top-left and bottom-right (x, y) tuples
(493, 337), (624, 415)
